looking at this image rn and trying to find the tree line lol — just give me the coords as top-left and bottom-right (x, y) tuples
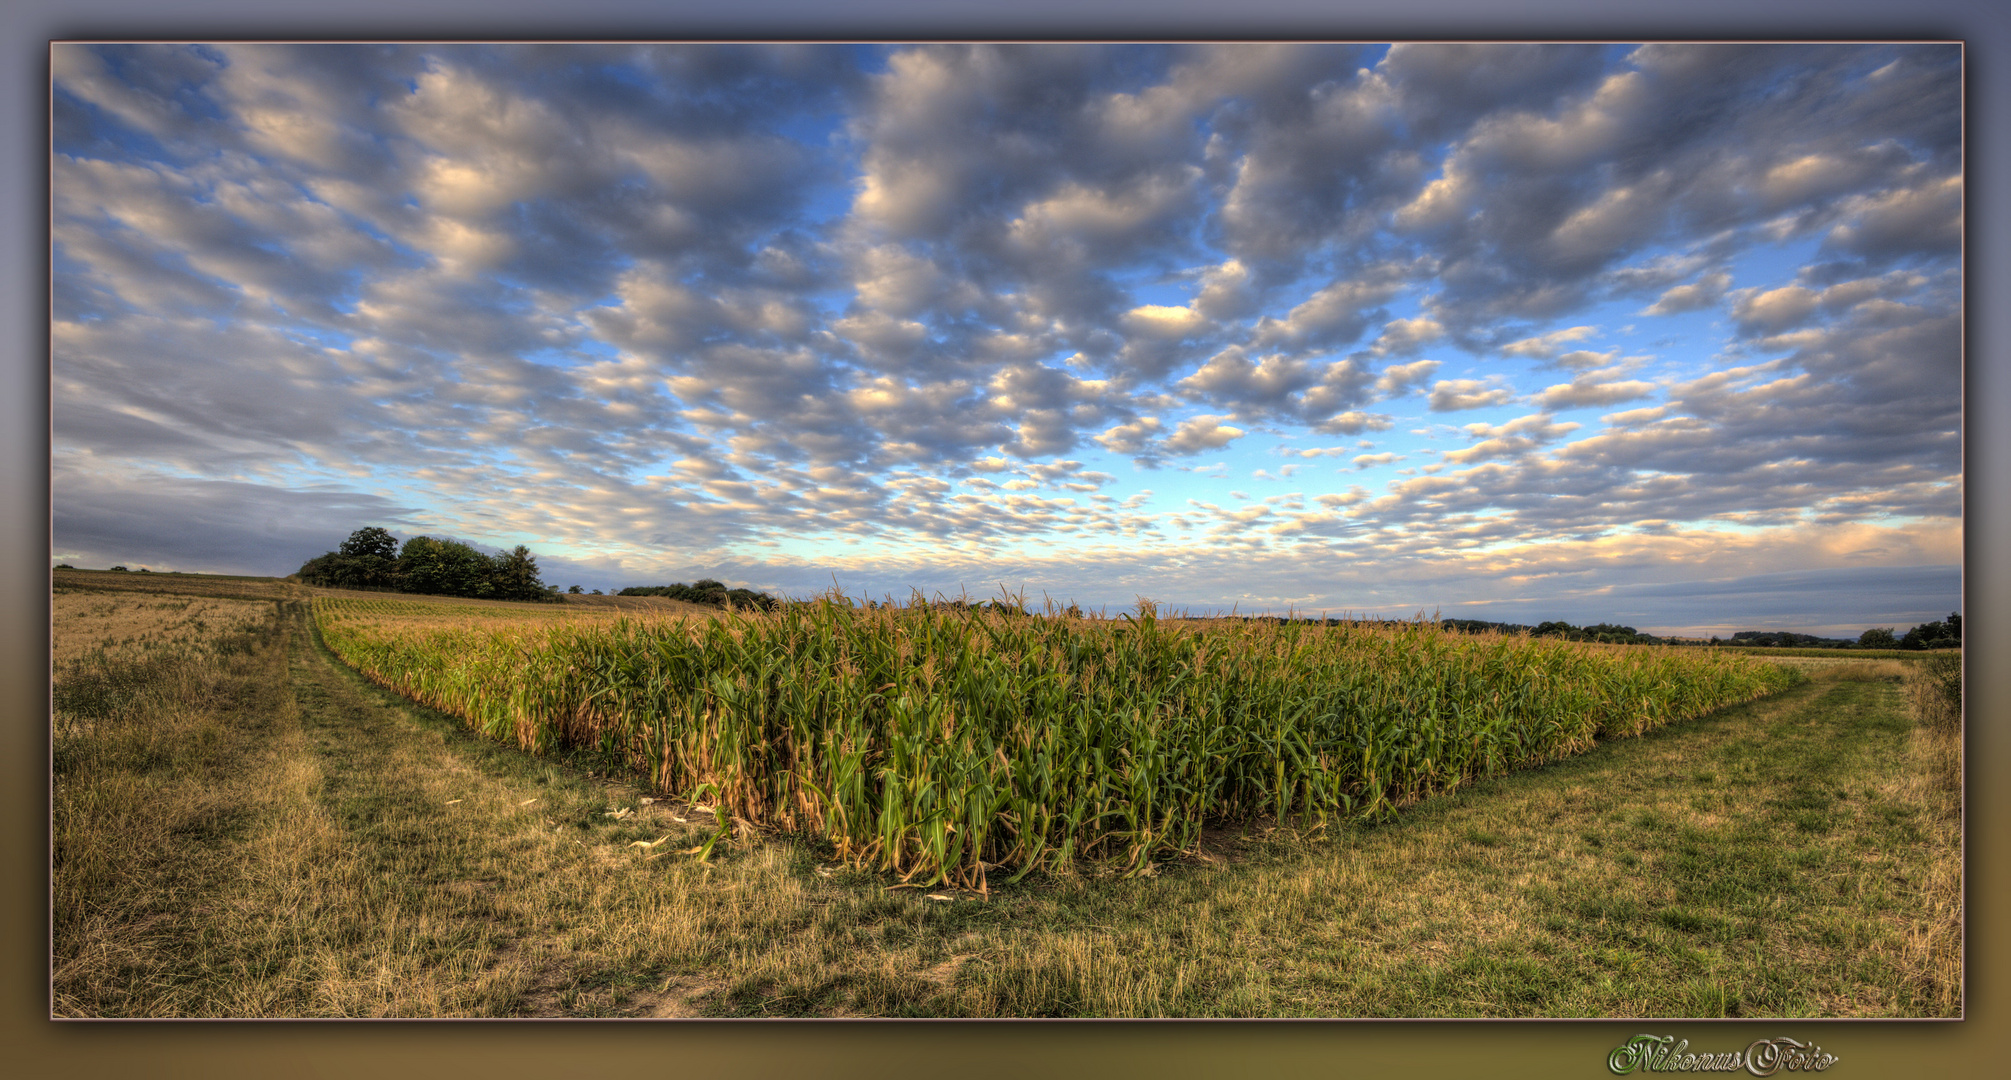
(1440, 619), (1664, 645)
(294, 527), (559, 602)
(1441, 616), (1962, 650)
(1851, 612), (1962, 650)
(617, 580), (779, 611)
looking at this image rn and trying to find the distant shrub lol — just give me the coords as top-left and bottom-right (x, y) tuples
(109, 566), (127, 572)
(1520, 620), (1661, 645)
(1907, 651), (1962, 731)
(1899, 613), (1962, 652)
(618, 580), (778, 610)
(1728, 630), (1858, 649)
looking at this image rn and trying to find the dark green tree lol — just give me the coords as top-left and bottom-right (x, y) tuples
(298, 528), (556, 602)
(1899, 612), (1962, 651)
(339, 527), (399, 561)
(397, 536), (492, 597)
(297, 527), (399, 590)
(1858, 627), (1897, 649)
(488, 545), (546, 602)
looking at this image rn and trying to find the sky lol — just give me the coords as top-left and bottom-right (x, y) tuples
(49, 42), (1962, 637)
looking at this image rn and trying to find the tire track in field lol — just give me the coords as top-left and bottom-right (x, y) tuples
(286, 602), (728, 1016)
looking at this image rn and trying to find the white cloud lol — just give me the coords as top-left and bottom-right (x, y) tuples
(1427, 379), (1516, 412)
(1643, 270), (1732, 315)
(1163, 415), (1246, 454)
(1500, 325), (1599, 359)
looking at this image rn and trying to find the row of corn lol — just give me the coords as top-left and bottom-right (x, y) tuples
(313, 595), (1800, 890)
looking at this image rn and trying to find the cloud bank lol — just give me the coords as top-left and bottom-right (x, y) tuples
(52, 43), (1961, 633)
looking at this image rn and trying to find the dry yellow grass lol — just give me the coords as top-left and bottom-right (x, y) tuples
(52, 592), (273, 668)
(54, 567), (301, 601)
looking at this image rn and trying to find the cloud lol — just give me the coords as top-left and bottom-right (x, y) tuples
(1729, 285), (1821, 336)
(1822, 175), (1962, 260)
(1401, 43), (1959, 338)
(1163, 415), (1246, 454)
(1642, 269), (1732, 315)
(1246, 261), (1420, 352)
(1094, 417), (1162, 456)
(1440, 413), (1579, 464)
(1366, 316), (1445, 355)
(54, 466), (425, 576)
(49, 43), (1961, 632)
(1427, 379), (1516, 411)
(1373, 358), (1441, 396)
(1500, 325), (1599, 359)
(1533, 372), (1659, 411)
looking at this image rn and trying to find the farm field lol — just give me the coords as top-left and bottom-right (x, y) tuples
(1710, 646), (1950, 661)
(314, 593), (1802, 890)
(52, 573), (1961, 1017)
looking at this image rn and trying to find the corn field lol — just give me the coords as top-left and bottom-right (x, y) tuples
(313, 595), (1801, 892)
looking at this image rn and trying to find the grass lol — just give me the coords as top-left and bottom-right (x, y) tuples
(52, 575), (1960, 1017)
(1711, 645), (1949, 660)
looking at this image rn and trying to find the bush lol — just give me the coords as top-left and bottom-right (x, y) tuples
(1900, 612), (1962, 651)
(1906, 651), (1962, 731)
(618, 580), (778, 610)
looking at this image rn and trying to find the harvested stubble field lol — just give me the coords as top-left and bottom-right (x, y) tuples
(52, 572), (1961, 1018)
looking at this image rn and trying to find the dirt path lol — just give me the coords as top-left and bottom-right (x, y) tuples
(279, 600), (740, 1016)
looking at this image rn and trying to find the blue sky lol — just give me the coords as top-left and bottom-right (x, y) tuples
(50, 42), (1961, 636)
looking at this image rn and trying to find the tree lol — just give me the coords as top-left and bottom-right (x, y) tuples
(1899, 612), (1962, 651)
(397, 536), (491, 597)
(298, 527), (558, 601)
(488, 545), (546, 602)
(618, 579), (777, 610)
(339, 527), (399, 561)
(1858, 627), (1897, 649)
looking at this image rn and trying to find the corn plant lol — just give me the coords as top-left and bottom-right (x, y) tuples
(315, 594), (1801, 891)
